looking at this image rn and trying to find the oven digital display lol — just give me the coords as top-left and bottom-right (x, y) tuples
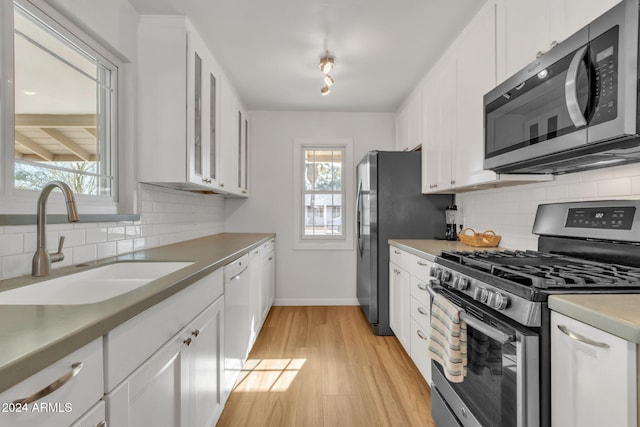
(565, 207), (635, 229)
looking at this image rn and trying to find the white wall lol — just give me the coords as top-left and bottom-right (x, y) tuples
(456, 163), (640, 250)
(225, 111), (396, 305)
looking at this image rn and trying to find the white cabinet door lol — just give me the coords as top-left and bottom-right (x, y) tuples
(422, 53), (456, 193)
(249, 246), (263, 346)
(395, 103), (409, 151)
(220, 89), (248, 196)
(106, 333), (189, 427)
(70, 401), (106, 427)
(454, 1), (498, 188)
(389, 262), (410, 353)
(188, 296), (225, 427)
(551, 312), (637, 427)
(496, 0), (551, 83)
(261, 244), (275, 319)
(549, 0), (621, 47)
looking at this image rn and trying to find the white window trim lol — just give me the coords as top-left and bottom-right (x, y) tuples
(293, 138), (354, 251)
(0, 0), (132, 215)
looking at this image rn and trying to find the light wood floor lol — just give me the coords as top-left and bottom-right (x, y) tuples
(216, 306), (436, 427)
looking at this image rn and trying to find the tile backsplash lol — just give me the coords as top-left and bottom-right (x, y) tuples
(456, 163), (640, 250)
(0, 184), (225, 280)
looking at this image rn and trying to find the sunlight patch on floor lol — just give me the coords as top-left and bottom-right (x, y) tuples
(233, 358), (306, 392)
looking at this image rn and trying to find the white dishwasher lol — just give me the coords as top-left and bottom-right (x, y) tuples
(223, 254), (250, 398)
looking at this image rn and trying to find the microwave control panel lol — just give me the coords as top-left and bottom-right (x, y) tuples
(590, 25), (619, 126)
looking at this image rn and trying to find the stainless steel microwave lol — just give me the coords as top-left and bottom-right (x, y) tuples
(484, 0), (640, 174)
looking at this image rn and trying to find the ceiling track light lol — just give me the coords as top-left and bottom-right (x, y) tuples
(319, 51), (336, 96)
(324, 74), (334, 87)
(319, 51), (335, 74)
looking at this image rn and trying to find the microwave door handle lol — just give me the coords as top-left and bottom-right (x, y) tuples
(565, 45), (589, 128)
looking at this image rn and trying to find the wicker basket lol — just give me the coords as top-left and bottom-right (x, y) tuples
(457, 228), (501, 247)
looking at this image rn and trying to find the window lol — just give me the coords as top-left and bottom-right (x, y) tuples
(303, 148), (343, 237)
(0, 0), (122, 213)
(293, 139), (353, 250)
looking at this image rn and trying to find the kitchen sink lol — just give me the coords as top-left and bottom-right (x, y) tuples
(0, 261), (193, 305)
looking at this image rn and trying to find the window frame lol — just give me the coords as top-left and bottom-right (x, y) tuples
(0, 0), (126, 215)
(293, 138), (354, 251)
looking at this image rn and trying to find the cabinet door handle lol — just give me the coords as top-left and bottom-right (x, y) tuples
(97, 422), (107, 427)
(416, 330), (428, 341)
(192, 329), (200, 337)
(417, 261), (429, 266)
(417, 283), (428, 291)
(12, 362), (83, 405)
(417, 306), (429, 316)
(268, 256), (273, 261)
(184, 337), (193, 346)
(557, 325), (610, 349)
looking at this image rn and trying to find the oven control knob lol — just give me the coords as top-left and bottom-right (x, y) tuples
(473, 287), (488, 303)
(441, 270), (452, 283)
(453, 277), (469, 290)
(487, 292), (509, 310)
(430, 266), (442, 280)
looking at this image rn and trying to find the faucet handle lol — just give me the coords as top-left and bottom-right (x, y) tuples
(50, 236), (66, 263)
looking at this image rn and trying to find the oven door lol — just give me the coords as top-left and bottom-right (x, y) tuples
(430, 289), (540, 427)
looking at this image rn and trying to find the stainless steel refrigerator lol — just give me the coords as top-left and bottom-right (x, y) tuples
(356, 151), (451, 335)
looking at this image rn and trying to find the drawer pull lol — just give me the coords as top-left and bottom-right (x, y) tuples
(417, 261), (429, 266)
(97, 422), (107, 427)
(12, 362), (83, 405)
(184, 337), (193, 346)
(416, 330), (428, 341)
(268, 256), (273, 261)
(417, 283), (428, 291)
(192, 329), (200, 337)
(394, 250), (401, 255)
(417, 306), (428, 316)
(557, 325), (610, 349)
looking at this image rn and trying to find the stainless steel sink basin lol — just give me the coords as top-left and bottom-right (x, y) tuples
(0, 262), (193, 305)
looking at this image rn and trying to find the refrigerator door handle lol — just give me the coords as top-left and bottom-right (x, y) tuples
(356, 182), (363, 256)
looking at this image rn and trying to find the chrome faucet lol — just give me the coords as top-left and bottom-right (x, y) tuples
(32, 181), (80, 277)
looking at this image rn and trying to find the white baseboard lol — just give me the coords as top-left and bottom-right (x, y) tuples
(273, 298), (359, 306)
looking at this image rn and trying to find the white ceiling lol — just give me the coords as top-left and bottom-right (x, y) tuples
(128, 0), (485, 112)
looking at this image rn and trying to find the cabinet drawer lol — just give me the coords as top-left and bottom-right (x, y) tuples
(410, 275), (431, 308)
(410, 318), (432, 385)
(389, 246), (406, 268)
(104, 268), (223, 391)
(410, 295), (431, 332)
(406, 254), (432, 282)
(0, 338), (103, 427)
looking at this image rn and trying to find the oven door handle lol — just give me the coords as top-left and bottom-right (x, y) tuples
(427, 281), (516, 345)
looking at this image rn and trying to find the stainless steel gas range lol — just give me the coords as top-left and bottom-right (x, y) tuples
(427, 200), (640, 427)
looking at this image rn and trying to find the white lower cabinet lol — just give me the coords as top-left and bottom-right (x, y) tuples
(105, 331), (189, 427)
(389, 245), (434, 385)
(389, 261), (411, 353)
(551, 311), (637, 427)
(106, 295), (224, 427)
(0, 338), (104, 427)
(260, 239), (275, 321)
(70, 401), (106, 427)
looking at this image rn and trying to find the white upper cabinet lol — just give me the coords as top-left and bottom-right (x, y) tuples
(496, 0), (622, 83)
(137, 16), (248, 197)
(396, 88), (423, 152)
(219, 88), (249, 196)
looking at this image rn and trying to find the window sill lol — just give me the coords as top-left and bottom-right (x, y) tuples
(0, 213), (140, 226)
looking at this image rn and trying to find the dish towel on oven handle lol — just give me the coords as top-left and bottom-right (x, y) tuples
(428, 293), (468, 383)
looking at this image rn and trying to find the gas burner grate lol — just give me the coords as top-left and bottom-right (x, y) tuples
(440, 249), (640, 289)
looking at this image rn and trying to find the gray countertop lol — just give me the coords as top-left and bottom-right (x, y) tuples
(0, 232), (274, 392)
(389, 239), (507, 260)
(549, 295), (640, 344)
